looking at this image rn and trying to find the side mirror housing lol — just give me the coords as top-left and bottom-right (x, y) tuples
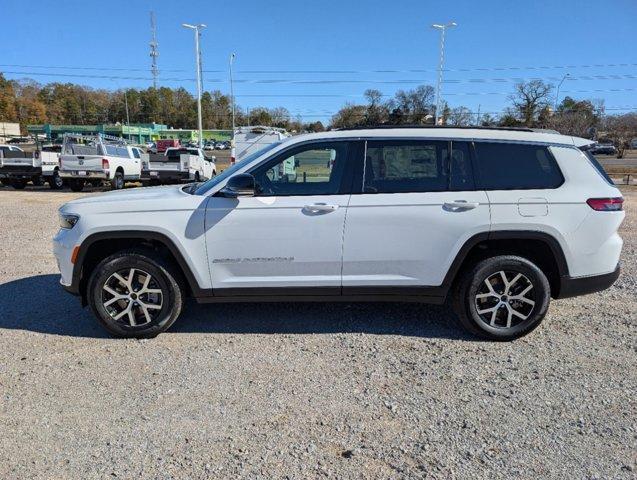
(220, 173), (256, 197)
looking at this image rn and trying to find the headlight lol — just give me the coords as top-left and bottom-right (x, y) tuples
(59, 213), (80, 229)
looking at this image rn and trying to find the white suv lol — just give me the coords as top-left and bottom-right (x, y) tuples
(53, 127), (624, 340)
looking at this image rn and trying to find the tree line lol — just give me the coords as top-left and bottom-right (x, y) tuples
(1, 73), (635, 155)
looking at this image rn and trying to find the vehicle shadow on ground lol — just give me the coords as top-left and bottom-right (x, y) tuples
(0, 274), (471, 340)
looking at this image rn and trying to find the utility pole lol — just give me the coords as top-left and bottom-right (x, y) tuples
(432, 22), (457, 125)
(182, 23), (206, 149)
(150, 12), (159, 89)
(124, 90), (130, 140)
(229, 53), (236, 163)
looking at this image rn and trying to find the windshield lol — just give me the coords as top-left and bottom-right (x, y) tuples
(193, 141), (283, 195)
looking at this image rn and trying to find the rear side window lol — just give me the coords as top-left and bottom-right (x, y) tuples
(363, 140), (475, 193)
(474, 142), (563, 190)
(581, 148), (614, 185)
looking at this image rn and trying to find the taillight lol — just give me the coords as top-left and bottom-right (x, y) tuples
(586, 197), (624, 211)
(102, 158), (110, 170)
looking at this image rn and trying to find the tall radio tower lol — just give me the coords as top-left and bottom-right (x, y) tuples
(149, 11), (159, 89)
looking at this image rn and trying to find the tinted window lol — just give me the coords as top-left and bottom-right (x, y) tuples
(251, 142), (349, 196)
(132, 148), (141, 159)
(474, 142), (563, 190)
(449, 141), (475, 191)
(363, 140), (475, 193)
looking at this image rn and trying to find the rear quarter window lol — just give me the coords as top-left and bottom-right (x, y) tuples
(474, 142), (564, 190)
(581, 149), (615, 185)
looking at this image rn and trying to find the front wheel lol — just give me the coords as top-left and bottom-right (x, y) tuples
(452, 255), (551, 341)
(87, 250), (183, 338)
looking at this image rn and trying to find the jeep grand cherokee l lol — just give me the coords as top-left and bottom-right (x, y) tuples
(53, 127), (624, 340)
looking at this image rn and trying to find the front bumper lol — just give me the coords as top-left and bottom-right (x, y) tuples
(53, 228), (79, 295)
(557, 265), (620, 299)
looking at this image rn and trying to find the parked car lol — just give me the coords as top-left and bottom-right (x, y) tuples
(630, 138), (637, 149)
(214, 142), (227, 150)
(591, 143), (617, 155)
(54, 127), (624, 340)
(58, 133), (144, 191)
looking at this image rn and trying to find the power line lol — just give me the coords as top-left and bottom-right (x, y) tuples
(2, 61), (637, 75)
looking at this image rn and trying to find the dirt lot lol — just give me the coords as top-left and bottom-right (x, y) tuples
(0, 185), (635, 479)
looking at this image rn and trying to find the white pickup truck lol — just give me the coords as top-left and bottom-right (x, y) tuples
(59, 133), (144, 191)
(141, 147), (216, 186)
(0, 144), (64, 189)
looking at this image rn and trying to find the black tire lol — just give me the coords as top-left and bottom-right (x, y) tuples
(48, 170), (64, 190)
(10, 179), (27, 190)
(32, 176), (44, 187)
(452, 255), (551, 341)
(68, 179), (85, 192)
(111, 171), (124, 190)
(194, 171), (200, 182)
(87, 249), (183, 338)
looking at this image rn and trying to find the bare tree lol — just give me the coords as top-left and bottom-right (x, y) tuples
(448, 106), (473, 126)
(509, 80), (553, 126)
(601, 113), (637, 158)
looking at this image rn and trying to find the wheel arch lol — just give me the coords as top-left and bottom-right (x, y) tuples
(444, 230), (569, 298)
(72, 230), (207, 304)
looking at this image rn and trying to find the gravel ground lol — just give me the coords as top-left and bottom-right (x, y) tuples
(0, 185), (635, 479)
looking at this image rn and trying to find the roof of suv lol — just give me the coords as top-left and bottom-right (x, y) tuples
(288, 127), (593, 148)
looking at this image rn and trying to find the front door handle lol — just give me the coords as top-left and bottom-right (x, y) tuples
(303, 203), (339, 213)
(443, 200), (479, 210)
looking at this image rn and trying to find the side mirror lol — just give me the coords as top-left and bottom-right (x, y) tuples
(220, 173), (255, 197)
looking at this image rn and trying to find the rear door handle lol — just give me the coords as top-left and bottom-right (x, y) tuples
(303, 203), (339, 213)
(444, 200), (479, 210)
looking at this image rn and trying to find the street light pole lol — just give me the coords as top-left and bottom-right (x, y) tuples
(229, 52), (236, 164)
(554, 73), (570, 112)
(182, 23), (206, 149)
(432, 22), (457, 126)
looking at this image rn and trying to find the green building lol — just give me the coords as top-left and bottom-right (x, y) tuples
(28, 123), (232, 145)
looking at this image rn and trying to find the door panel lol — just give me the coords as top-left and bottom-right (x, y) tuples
(205, 195), (349, 290)
(342, 191), (490, 287)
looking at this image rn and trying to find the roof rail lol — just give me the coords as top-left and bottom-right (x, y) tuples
(334, 125), (536, 133)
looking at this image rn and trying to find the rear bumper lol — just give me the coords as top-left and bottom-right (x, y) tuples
(141, 169), (189, 182)
(60, 171), (108, 179)
(0, 166), (41, 178)
(557, 265), (620, 299)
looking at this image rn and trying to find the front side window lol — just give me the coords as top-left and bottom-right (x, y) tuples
(474, 142), (563, 190)
(132, 148), (141, 159)
(251, 142), (349, 196)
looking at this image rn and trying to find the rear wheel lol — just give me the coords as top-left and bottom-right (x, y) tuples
(452, 255), (550, 341)
(32, 176), (44, 187)
(68, 179), (85, 192)
(10, 179), (27, 190)
(87, 250), (183, 338)
(111, 171), (124, 190)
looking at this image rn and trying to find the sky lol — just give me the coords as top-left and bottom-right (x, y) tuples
(1, 0), (636, 124)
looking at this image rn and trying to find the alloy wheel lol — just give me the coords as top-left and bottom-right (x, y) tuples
(101, 268), (163, 327)
(474, 270), (535, 329)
